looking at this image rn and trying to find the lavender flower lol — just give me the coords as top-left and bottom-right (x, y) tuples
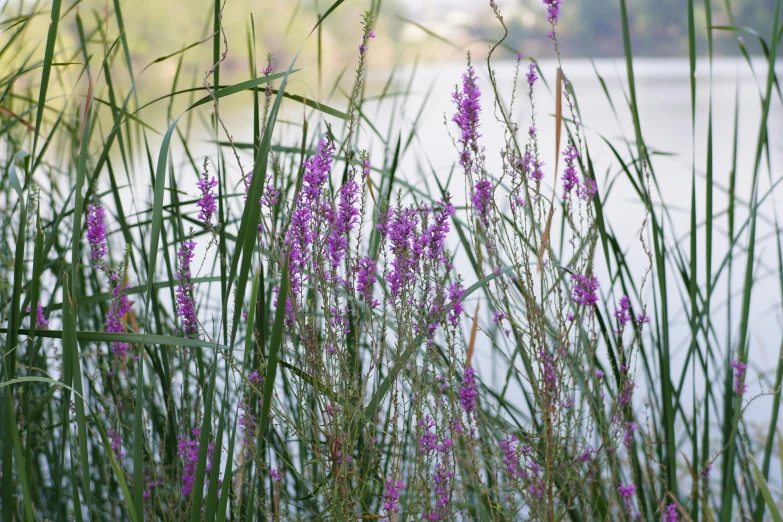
(459, 366), (478, 413)
(614, 295), (632, 330)
(105, 271), (132, 360)
(381, 479), (404, 517)
(175, 239), (199, 338)
(500, 436), (523, 479)
(377, 207), (419, 299)
(452, 61), (482, 176)
(571, 273), (599, 307)
(526, 63), (538, 87)
(447, 283), (464, 326)
(327, 180), (360, 268)
(196, 165), (218, 227)
(107, 429), (124, 458)
(618, 482), (636, 498)
(270, 468), (282, 482)
(26, 302), (48, 329)
(355, 256), (379, 308)
(472, 179), (493, 229)
(663, 504), (679, 522)
(543, 0), (562, 25)
(177, 428), (214, 496)
(561, 142), (580, 198)
(731, 360), (748, 395)
(86, 200), (108, 268)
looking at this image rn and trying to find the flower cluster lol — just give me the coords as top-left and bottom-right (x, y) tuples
(196, 163), (218, 228)
(731, 360), (748, 395)
(571, 273), (599, 307)
(86, 200), (108, 268)
(381, 479), (404, 517)
(105, 271), (132, 360)
(177, 428), (216, 496)
(459, 366), (477, 413)
(175, 239), (199, 338)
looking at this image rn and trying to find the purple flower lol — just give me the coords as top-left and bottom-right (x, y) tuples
(107, 429), (124, 458)
(418, 417), (437, 454)
(500, 436), (523, 479)
(614, 295), (632, 330)
(637, 312), (650, 326)
(472, 179), (493, 229)
(377, 207), (419, 299)
(526, 63), (538, 87)
(459, 366), (478, 413)
(239, 401), (257, 455)
(196, 171), (218, 227)
(26, 302), (48, 329)
(623, 422), (636, 448)
(327, 180), (360, 268)
(543, 0), (562, 25)
(731, 360), (748, 395)
(281, 136), (335, 324)
(452, 62), (482, 176)
(571, 273), (599, 307)
(418, 199), (455, 267)
(177, 428), (215, 496)
(176, 239), (199, 338)
(270, 468), (282, 482)
(86, 200), (108, 268)
(618, 482), (636, 498)
(355, 256), (379, 308)
(561, 142), (580, 198)
(595, 369), (604, 380)
(381, 479), (404, 515)
(663, 504), (679, 522)
(447, 283), (464, 326)
(105, 271), (132, 361)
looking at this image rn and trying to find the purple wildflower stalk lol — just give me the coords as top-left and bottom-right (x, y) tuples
(459, 366), (478, 413)
(381, 479), (404, 518)
(571, 273), (599, 307)
(105, 270), (132, 361)
(26, 302), (48, 329)
(176, 238), (199, 338)
(452, 58), (482, 178)
(196, 158), (218, 228)
(731, 360), (748, 395)
(86, 199), (108, 269)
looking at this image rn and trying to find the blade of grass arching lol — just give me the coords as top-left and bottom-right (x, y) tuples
(0, 329), (229, 350)
(191, 360), (218, 522)
(31, 0), (62, 166)
(750, 455), (783, 522)
(133, 359), (144, 519)
(721, 3), (780, 518)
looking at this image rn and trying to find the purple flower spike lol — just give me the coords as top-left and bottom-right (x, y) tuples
(26, 302), (48, 329)
(526, 63), (538, 87)
(663, 504), (679, 522)
(571, 273), (599, 307)
(196, 170), (218, 228)
(614, 295), (632, 331)
(459, 366), (478, 413)
(87, 200), (108, 268)
(452, 62), (482, 176)
(381, 479), (404, 515)
(731, 360), (748, 395)
(176, 239), (199, 338)
(105, 271), (132, 361)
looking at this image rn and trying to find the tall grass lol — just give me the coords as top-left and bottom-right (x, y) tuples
(1, 0), (781, 520)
